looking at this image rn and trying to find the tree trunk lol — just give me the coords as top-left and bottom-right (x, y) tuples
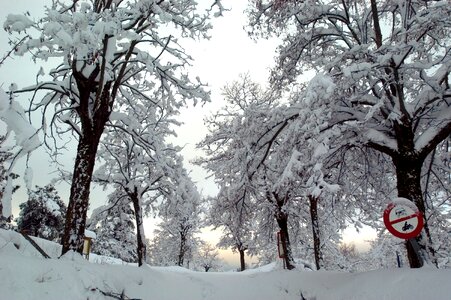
(0, 201), (3, 227)
(61, 134), (101, 255)
(392, 153), (436, 267)
(131, 191), (146, 267)
(309, 195), (323, 270)
(239, 248), (246, 271)
(275, 211), (296, 270)
(178, 231), (187, 267)
(60, 68), (112, 256)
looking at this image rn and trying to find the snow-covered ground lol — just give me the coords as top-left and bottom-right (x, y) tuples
(1, 229), (450, 300)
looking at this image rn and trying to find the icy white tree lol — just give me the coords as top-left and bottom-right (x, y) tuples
(94, 93), (202, 266)
(194, 242), (221, 272)
(94, 123), (176, 266)
(88, 190), (138, 263)
(258, 77), (346, 270)
(248, 0), (451, 267)
(16, 184), (66, 242)
(199, 74), (347, 270)
(197, 75), (304, 269)
(148, 217), (200, 268)
(196, 77), (259, 270)
(0, 88), (40, 223)
(161, 171), (203, 267)
(359, 233), (409, 271)
(207, 188), (256, 272)
(3, 0), (224, 255)
(147, 228), (186, 267)
(92, 77), (182, 266)
(148, 170), (203, 268)
(0, 135), (20, 228)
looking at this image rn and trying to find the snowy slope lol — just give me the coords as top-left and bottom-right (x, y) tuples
(1, 229), (450, 300)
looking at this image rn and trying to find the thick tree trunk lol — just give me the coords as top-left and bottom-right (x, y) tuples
(131, 191), (146, 267)
(392, 154), (436, 268)
(178, 231), (187, 267)
(61, 134), (101, 255)
(239, 248), (246, 271)
(308, 195), (323, 270)
(275, 212), (296, 270)
(61, 67), (112, 256)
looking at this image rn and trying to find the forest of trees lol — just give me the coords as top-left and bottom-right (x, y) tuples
(0, 0), (449, 272)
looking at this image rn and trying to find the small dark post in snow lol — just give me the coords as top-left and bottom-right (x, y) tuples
(396, 251), (403, 268)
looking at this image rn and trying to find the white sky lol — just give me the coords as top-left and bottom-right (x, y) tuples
(0, 0), (375, 266)
(0, 0), (277, 204)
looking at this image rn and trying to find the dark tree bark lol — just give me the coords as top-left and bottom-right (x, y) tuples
(61, 61), (113, 255)
(392, 152), (436, 268)
(275, 210), (296, 270)
(271, 192), (296, 270)
(178, 229), (187, 267)
(62, 131), (103, 254)
(130, 189), (146, 267)
(239, 248), (246, 271)
(308, 195), (323, 270)
(0, 202), (3, 227)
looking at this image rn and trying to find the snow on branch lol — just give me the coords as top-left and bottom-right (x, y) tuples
(0, 87), (40, 160)
(0, 87), (41, 218)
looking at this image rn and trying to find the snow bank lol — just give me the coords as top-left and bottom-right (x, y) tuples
(1, 229), (450, 300)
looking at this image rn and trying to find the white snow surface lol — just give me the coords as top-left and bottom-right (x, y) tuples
(1, 229), (450, 300)
(84, 229), (97, 239)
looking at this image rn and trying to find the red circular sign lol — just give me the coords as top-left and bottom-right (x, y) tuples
(383, 199), (424, 239)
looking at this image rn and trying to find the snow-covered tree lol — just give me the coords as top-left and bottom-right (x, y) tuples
(94, 129), (175, 266)
(194, 242), (221, 272)
(0, 136), (20, 229)
(148, 171), (203, 268)
(88, 190), (137, 263)
(0, 88), (40, 223)
(162, 173), (203, 267)
(16, 184), (66, 242)
(208, 188), (256, 272)
(361, 233), (409, 271)
(198, 74), (345, 270)
(92, 84), (184, 266)
(4, 0), (225, 255)
(421, 139), (451, 268)
(148, 218), (201, 268)
(94, 92), (201, 267)
(147, 228), (183, 267)
(248, 0), (451, 267)
(196, 75), (302, 268)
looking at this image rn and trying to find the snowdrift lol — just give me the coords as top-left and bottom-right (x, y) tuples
(1, 229), (450, 300)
